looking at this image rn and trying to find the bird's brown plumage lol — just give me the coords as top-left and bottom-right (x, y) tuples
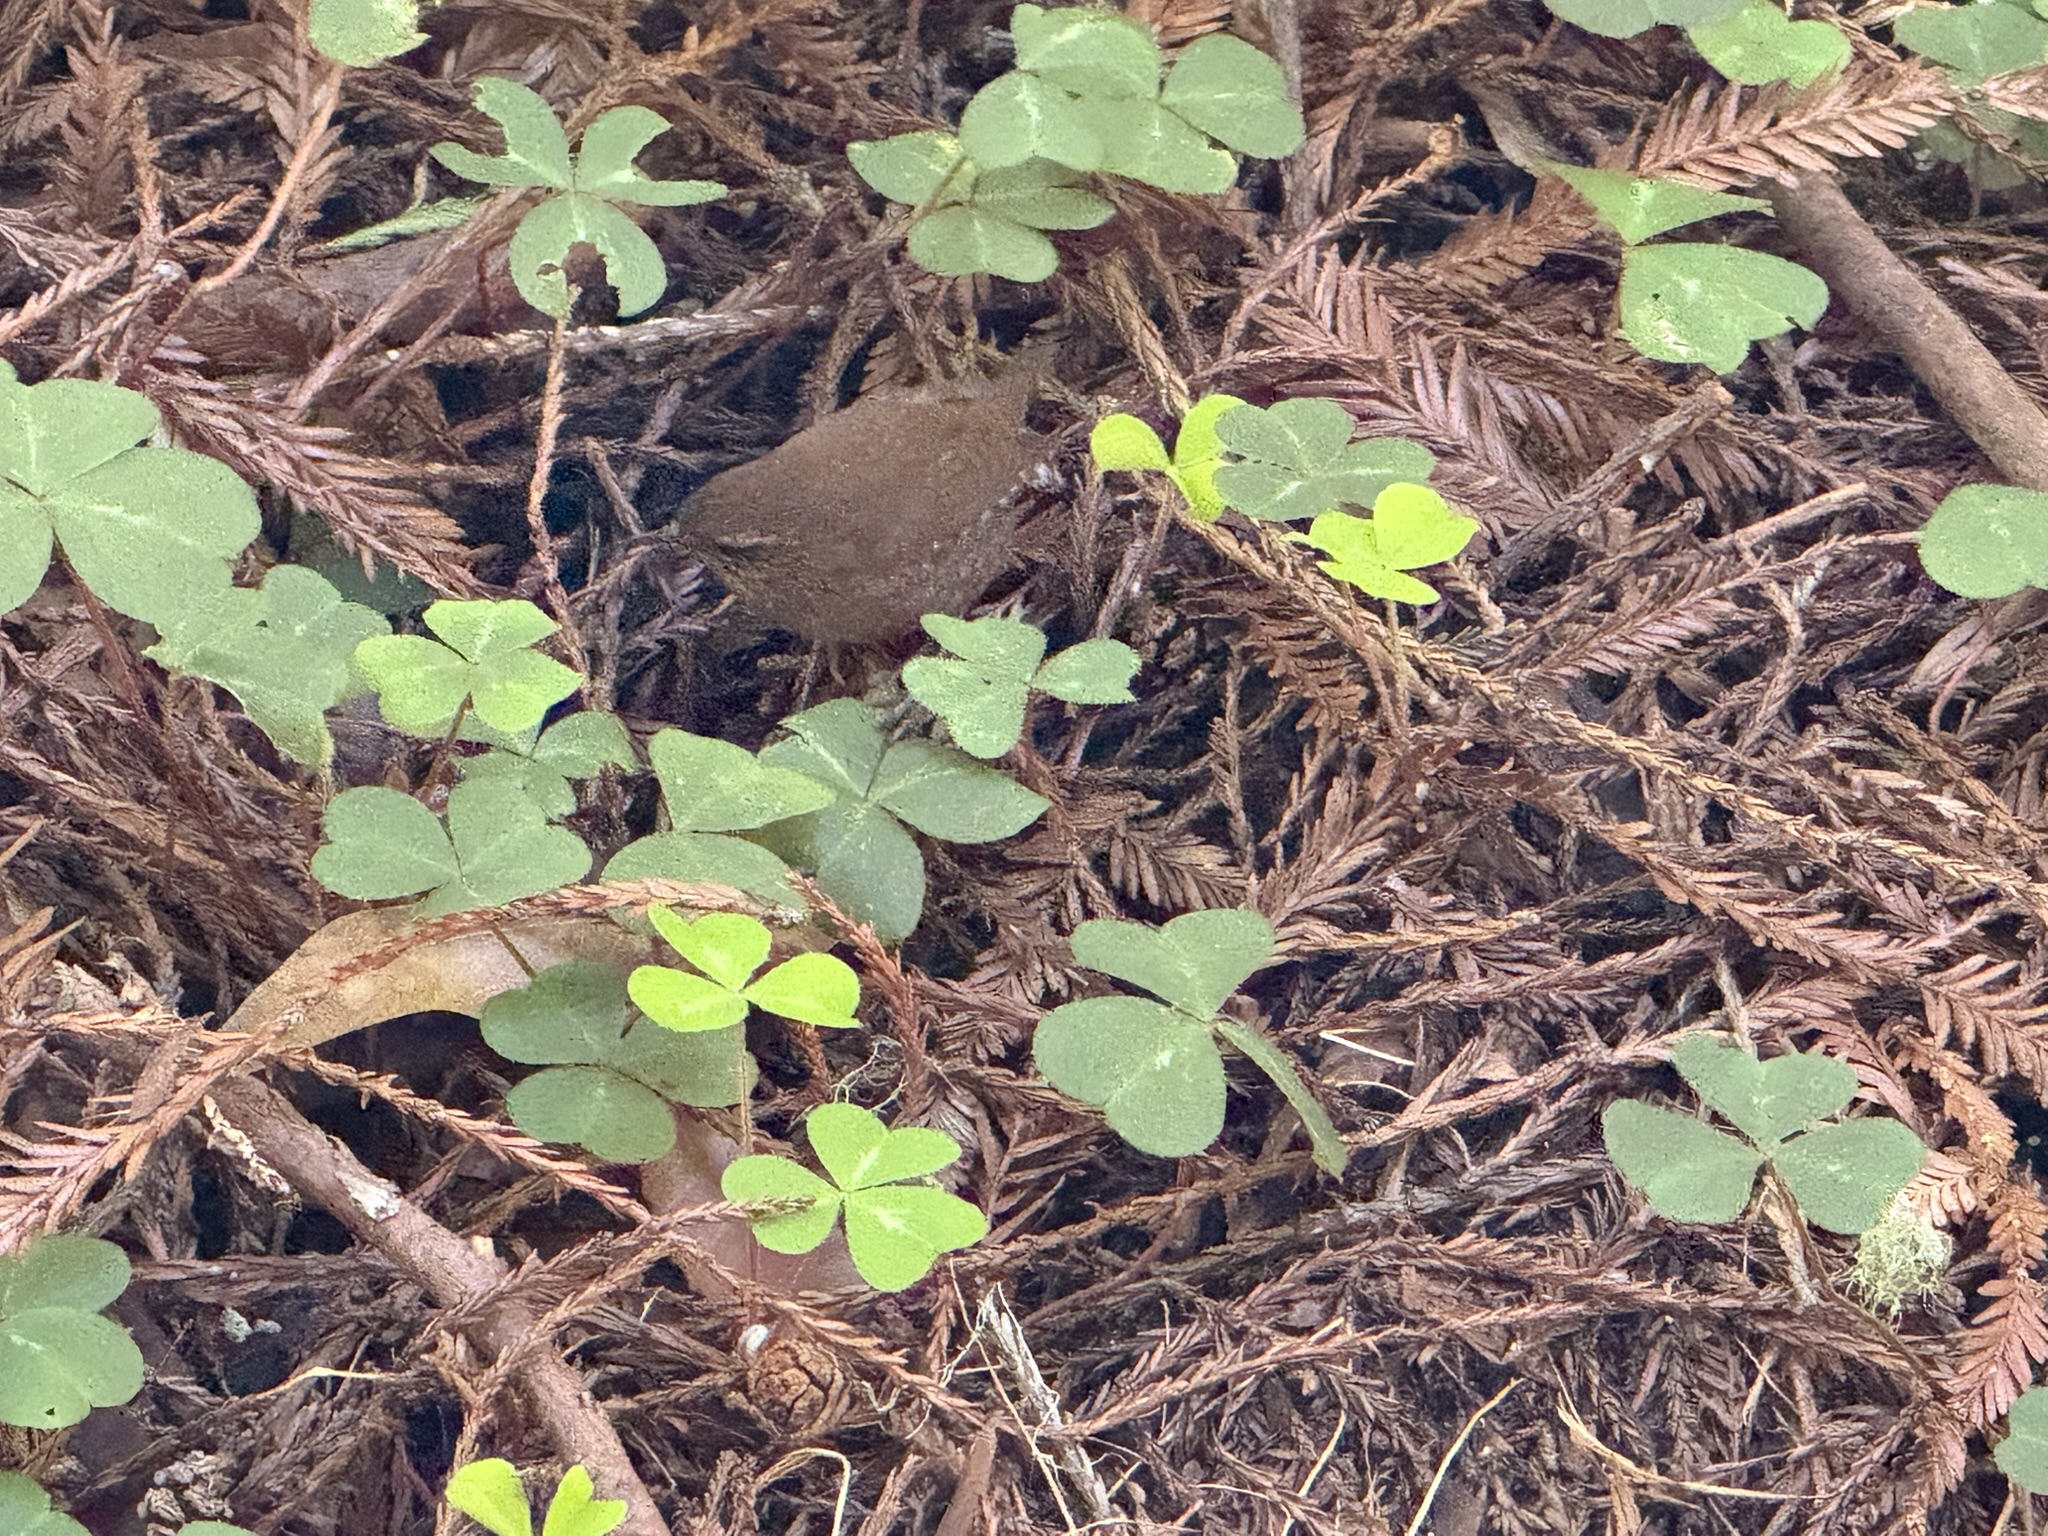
(679, 359), (1047, 645)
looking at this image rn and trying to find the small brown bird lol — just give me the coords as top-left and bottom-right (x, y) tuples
(680, 354), (1049, 646)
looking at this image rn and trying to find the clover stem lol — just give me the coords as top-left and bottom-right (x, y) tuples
(524, 313), (594, 694)
(1758, 1168), (1820, 1308)
(908, 153), (976, 224)
(422, 699), (473, 797)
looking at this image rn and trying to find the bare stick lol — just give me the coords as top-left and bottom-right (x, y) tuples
(207, 1073), (668, 1536)
(1769, 174), (2048, 492)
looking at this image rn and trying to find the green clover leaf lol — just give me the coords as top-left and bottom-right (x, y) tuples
(1542, 0), (1743, 39)
(310, 779), (591, 916)
(1037, 908), (1342, 1169)
(758, 700), (1048, 940)
(907, 616), (1051, 756)
(482, 961), (640, 1064)
(508, 195), (663, 321)
(647, 727), (836, 831)
(603, 833), (807, 912)
(602, 726), (833, 911)
(843, 1184), (993, 1291)
(1895, 0), (2048, 84)
(1074, 96), (1237, 193)
(0, 1235), (146, 1430)
(960, 73), (1103, 171)
(1036, 994), (1229, 1157)
(848, 131), (974, 205)
(1919, 483), (2048, 598)
(308, 0), (425, 65)
(629, 905), (860, 1033)
(145, 564), (389, 768)
(1299, 484), (1480, 604)
(433, 77), (572, 188)
(1071, 908), (1276, 1018)
(459, 711), (636, 820)
(1771, 1119), (1931, 1234)
(538, 1465), (627, 1536)
(870, 740), (1054, 840)
(1603, 1038), (1925, 1233)
(506, 1066), (678, 1164)
(1600, 1101), (1767, 1222)
(1997, 1387), (2048, 1493)
(969, 160), (1116, 230)
(721, 1103), (988, 1291)
(1546, 164), (1768, 245)
(1618, 243), (1829, 373)
(1033, 638), (1141, 704)
(0, 361), (259, 623)
(0, 1473), (90, 1536)
(1167, 392), (1247, 519)
(309, 786), (455, 901)
(354, 598), (580, 738)
(1158, 33), (1306, 159)
(908, 205), (1059, 282)
(1211, 1018), (1348, 1177)
(431, 79), (725, 318)
(481, 963), (755, 1160)
(1212, 398), (1438, 522)
(486, 962), (755, 1108)
(1685, 1), (1850, 85)
(1009, 2), (1162, 97)
(904, 614), (1137, 758)
(1667, 1035), (1856, 1145)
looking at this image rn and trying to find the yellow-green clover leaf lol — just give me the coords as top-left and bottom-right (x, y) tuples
(445, 1459), (627, 1536)
(1298, 483), (1480, 604)
(629, 906), (860, 1034)
(1090, 393), (1246, 521)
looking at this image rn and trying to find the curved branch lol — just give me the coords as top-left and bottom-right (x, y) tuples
(1769, 173), (2048, 492)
